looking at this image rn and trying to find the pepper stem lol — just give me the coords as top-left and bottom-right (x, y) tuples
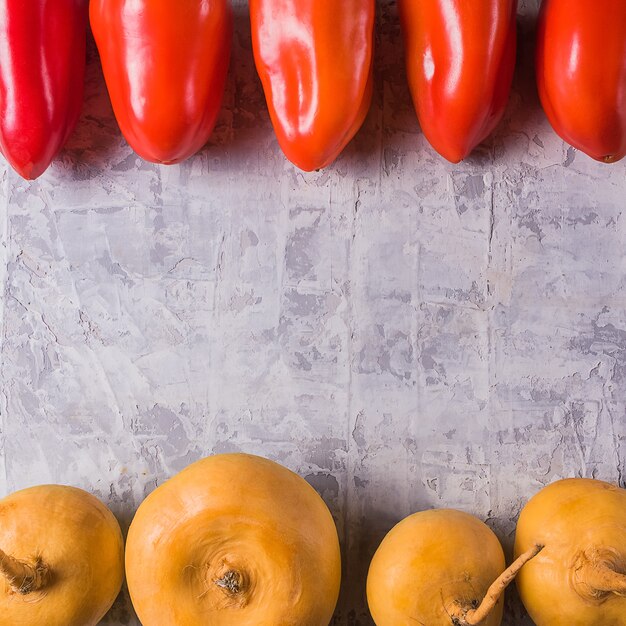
(0, 548), (49, 594)
(451, 544), (544, 625)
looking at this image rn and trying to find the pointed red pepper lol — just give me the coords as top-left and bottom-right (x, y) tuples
(537, 0), (626, 163)
(249, 0), (375, 171)
(90, 0), (232, 165)
(399, 0), (518, 163)
(0, 0), (88, 180)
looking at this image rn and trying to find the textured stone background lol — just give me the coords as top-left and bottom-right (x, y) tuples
(1, 0), (625, 624)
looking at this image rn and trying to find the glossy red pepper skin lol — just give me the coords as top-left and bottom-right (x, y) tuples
(536, 0), (626, 163)
(249, 0), (375, 172)
(90, 0), (232, 165)
(0, 0), (87, 180)
(399, 0), (517, 163)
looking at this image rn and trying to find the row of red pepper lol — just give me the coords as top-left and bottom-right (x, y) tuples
(1, 0), (625, 181)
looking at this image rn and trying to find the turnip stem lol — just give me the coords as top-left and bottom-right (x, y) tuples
(0, 548), (49, 594)
(215, 570), (243, 595)
(579, 559), (626, 597)
(455, 544), (544, 625)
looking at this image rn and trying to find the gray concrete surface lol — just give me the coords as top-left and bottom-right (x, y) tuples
(1, 0), (624, 623)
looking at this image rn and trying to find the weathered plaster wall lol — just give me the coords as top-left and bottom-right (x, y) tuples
(1, 1), (625, 623)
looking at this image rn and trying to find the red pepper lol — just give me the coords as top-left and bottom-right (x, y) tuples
(0, 0), (88, 180)
(536, 0), (626, 163)
(90, 0), (232, 165)
(249, 0), (375, 171)
(399, 0), (518, 163)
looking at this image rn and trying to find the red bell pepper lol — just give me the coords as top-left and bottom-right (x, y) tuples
(249, 0), (375, 171)
(536, 0), (626, 163)
(90, 0), (232, 165)
(399, 0), (518, 163)
(0, 0), (88, 180)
